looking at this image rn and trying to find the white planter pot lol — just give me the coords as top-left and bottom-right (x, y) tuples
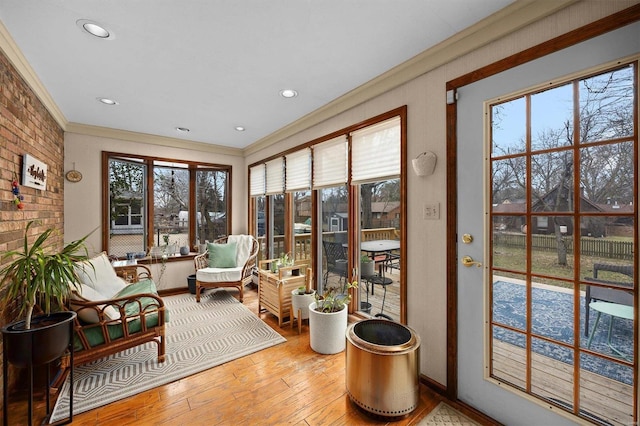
(360, 261), (375, 277)
(308, 302), (348, 354)
(291, 290), (316, 320)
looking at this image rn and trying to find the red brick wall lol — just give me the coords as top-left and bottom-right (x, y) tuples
(0, 48), (65, 401)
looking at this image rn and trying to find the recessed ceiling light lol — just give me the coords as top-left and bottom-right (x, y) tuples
(176, 127), (190, 133)
(279, 89), (298, 98)
(76, 19), (115, 40)
(235, 126), (245, 132)
(97, 97), (118, 105)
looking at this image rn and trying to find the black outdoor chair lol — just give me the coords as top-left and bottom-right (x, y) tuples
(322, 240), (348, 286)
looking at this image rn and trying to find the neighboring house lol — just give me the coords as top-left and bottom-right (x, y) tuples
(493, 185), (633, 237)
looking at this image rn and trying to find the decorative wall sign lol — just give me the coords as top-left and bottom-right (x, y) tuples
(22, 154), (47, 190)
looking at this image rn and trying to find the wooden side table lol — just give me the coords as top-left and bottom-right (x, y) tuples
(258, 261), (305, 327)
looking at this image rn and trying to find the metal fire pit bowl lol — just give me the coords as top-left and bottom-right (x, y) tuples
(345, 319), (421, 417)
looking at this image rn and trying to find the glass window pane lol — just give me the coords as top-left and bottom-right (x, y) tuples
(492, 217), (527, 272)
(580, 141), (634, 207)
(579, 353), (634, 423)
(358, 178), (400, 319)
(531, 83), (573, 152)
(293, 190), (312, 271)
(154, 165), (189, 249)
(491, 97), (526, 157)
(270, 194), (286, 258)
(580, 65), (634, 143)
(530, 216), (574, 279)
(195, 169), (228, 244)
(531, 151), (574, 212)
(491, 326), (526, 389)
(492, 157), (526, 205)
(108, 158), (146, 257)
(319, 185), (348, 296)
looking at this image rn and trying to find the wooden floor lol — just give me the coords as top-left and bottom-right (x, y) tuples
(3, 285), (494, 426)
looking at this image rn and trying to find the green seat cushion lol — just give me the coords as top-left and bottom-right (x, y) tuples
(74, 278), (169, 351)
(208, 242), (238, 268)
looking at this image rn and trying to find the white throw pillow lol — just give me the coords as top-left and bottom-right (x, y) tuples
(74, 252), (127, 298)
(228, 234), (252, 266)
(70, 284), (121, 323)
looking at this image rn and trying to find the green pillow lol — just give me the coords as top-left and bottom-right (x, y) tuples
(208, 242), (237, 268)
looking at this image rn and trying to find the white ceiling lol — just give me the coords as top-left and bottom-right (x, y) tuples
(0, 0), (514, 150)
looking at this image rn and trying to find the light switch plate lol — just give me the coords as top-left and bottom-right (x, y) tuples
(423, 202), (440, 220)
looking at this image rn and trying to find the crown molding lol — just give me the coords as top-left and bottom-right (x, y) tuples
(243, 0), (578, 156)
(66, 122), (244, 156)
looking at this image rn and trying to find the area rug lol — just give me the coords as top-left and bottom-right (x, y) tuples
(492, 280), (634, 385)
(418, 402), (479, 426)
(50, 290), (286, 423)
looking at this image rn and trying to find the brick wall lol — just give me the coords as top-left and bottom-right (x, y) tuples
(0, 48), (65, 400)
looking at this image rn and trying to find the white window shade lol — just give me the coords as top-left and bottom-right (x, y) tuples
(285, 148), (311, 192)
(265, 158), (284, 194)
(351, 116), (400, 183)
(312, 135), (347, 188)
(249, 164), (265, 196)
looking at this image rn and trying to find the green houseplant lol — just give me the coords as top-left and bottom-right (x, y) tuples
(0, 221), (91, 364)
(309, 280), (357, 354)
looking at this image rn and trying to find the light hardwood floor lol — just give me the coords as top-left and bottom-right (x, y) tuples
(5, 285), (494, 425)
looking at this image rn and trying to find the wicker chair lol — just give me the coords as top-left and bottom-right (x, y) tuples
(193, 235), (259, 303)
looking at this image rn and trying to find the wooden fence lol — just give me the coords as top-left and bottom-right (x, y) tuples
(493, 232), (633, 261)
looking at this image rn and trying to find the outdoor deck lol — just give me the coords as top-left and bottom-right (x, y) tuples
(492, 339), (634, 425)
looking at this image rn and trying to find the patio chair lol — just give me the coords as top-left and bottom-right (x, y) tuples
(193, 235), (259, 303)
(322, 240), (348, 286)
(583, 263), (634, 336)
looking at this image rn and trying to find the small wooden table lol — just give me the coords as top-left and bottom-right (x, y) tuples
(258, 261), (306, 327)
(586, 301), (634, 359)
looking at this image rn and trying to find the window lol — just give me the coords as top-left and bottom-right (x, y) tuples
(104, 152), (231, 257)
(248, 106), (406, 322)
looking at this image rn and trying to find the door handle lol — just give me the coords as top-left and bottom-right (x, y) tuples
(461, 256), (482, 268)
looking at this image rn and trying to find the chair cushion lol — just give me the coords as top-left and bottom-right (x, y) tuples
(70, 284), (121, 323)
(74, 252), (127, 298)
(228, 234), (253, 266)
(197, 266), (243, 283)
(208, 242), (237, 268)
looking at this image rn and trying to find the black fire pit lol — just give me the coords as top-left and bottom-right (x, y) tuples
(345, 319), (420, 417)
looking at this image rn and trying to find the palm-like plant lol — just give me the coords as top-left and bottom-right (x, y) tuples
(0, 221), (91, 329)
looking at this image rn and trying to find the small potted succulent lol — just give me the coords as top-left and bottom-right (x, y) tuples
(291, 269), (316, 323)
(309, 280), (357, 354)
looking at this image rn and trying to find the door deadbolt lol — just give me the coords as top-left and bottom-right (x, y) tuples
(462, 234), (473, 244)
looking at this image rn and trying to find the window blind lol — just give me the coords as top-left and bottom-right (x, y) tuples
(285, 148), (311, 191)
(249, 164), (265, 196)
(312, 135), (347, 188)
(351, 116), (400, 183)
(265, 157), (284, 194)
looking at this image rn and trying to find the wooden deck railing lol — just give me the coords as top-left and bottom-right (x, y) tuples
(257, 227), (400, 264)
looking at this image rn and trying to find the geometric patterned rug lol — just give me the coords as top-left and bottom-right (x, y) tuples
(50, 289), (286, 423)
(418, 402), (480, 426)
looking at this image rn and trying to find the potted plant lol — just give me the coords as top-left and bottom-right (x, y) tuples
(309, 280), (357, 354)
(0, 221), (91, 367)
(291, 269), (316, 324)
(360, 254), (375, 277)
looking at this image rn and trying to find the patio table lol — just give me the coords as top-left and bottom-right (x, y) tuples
(586, 301), (634, 360)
